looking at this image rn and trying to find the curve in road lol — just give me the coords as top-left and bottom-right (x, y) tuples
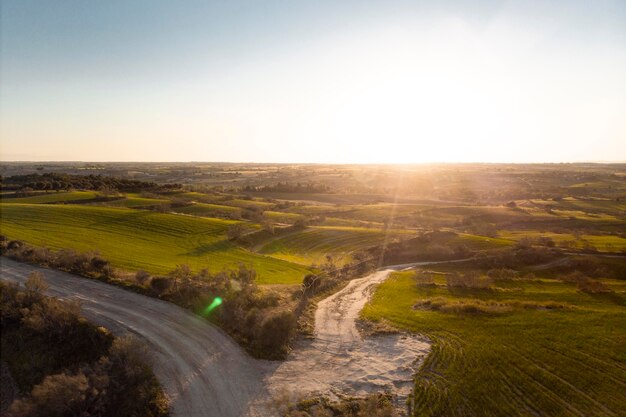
(0, 258), (269, 417)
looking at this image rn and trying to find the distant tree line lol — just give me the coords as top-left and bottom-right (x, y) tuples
(1, 173), (181, 193)
(241, 181), (331, 193)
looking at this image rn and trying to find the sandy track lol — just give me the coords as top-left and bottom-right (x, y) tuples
(265, 264), (447, 413)
(0, 258), (269, 417)
(1, 258), (463, 416)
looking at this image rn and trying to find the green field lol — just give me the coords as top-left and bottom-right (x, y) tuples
(0, 204), (310, 284)
(94, 193), (170, 208)
(362, 270), (626, 416)
(224, 199), (276, 210)
(262, 211), (305, 224)
(258, 226), (410, 265)
(172, 202), (242, 217)
(455, 233), (514, 249)
(0, 191), (100, 204)
(498, 230), (626, 252)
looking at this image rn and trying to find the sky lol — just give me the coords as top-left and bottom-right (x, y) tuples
(1, 0), (625, 163)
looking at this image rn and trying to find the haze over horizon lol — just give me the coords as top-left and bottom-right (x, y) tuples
(1, 0), (625, 163)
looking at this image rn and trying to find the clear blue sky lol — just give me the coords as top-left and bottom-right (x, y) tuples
(1, 0), (625, 162)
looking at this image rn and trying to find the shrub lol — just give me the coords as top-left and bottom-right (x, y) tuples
(8, 373), (90, 417)
(413, 297), (513, 314)
(577, 279), (612, 294)
(150, 277), (173, 295)
(560, 271), (588, 284)
(446, 272), (492, 289)
(487, 268), (517, 280)
(2, 282), (167, 417)
(135, 270), (151, 286)
(414, 271), (435, 286)
(24, 271), (49, 295)
(254, 310), (297, 357)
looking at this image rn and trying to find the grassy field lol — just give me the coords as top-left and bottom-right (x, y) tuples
(362, 270), (626, 417)
(262, 211), (305, 224)
(172, 202), (242, 217)
(0, 204), (310, 284)
(0, 191), (100, 204)
(498, 230), (626, 252)
(454, 233), (514, 249)
(224, 199), (276, 210)
(258, 226), (410, 265)
(94, 193), (171, 208)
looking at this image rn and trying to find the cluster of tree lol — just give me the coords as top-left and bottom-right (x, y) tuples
(371, 231), (473, 265)
(1, 173), (180, 193)
(241, 182), (331, 193)
(472, 246), (559, 270)
(559, 271), (613, 294)
(1, 275), (168, 417)
(133, 264), (297, 359)
(445, 271), (492, 290)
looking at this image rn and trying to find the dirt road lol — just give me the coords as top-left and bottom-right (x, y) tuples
(265, 267), (434, 414)
(1, 258), (462, 416)
(0, 258), (269, 417)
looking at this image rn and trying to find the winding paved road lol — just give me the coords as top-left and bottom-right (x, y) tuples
(0, 258), (271, 417)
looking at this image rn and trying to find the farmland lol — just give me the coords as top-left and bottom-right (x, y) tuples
(1, 162), (625, 415)
(257, 226), (411, 265)
(362, 269), (626, 416)
(0, 204), (309, 284)
(0, 190), (100, 204)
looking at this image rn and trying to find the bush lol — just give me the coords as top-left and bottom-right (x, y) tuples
(254, 310), (297, 357)
(2, 281), (168, 417)
(577, 279), (612, 294)
(487, 268), (517, 280)
(413, 297), (513, 314)
(8, 373), (90, 417)
(446, 272), (492, 289)
(135, 270), (151, 286)
(414, 271), (435, 286)
(150, 277), (173, 295)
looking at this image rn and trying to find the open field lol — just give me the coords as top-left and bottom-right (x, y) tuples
(257, 226), (411, 265)
(93, 193), (171, 208)
(362, 269), (626, 416)
(172, 202), (242, 218)
(498, 230), (626, 252)
(0, 190), (100, 204)
(0, 204), (309, 284)
(1, 163), (625, 415)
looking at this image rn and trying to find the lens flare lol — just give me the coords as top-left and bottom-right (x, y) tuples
(204, 297), (223, 315)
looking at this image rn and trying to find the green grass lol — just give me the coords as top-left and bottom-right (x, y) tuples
(262, 211), (305, 224)
(498, 230), (626, 252)
(362, 270), (626, 417)
(455, 233), (514, 249)
(531, 198), (626, 218)
(0, 191), (100, 204)
(258, 226), (410, 265)
(172, 202), (241, 217)
(224, 199), (276, 210)
(96, 193), (170, 208)
(0, 204), (310, 284)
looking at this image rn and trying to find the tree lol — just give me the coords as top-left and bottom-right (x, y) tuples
(227, 223), (246, 240)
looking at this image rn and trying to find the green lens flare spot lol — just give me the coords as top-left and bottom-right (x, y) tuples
(204, 297), (223, 315)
